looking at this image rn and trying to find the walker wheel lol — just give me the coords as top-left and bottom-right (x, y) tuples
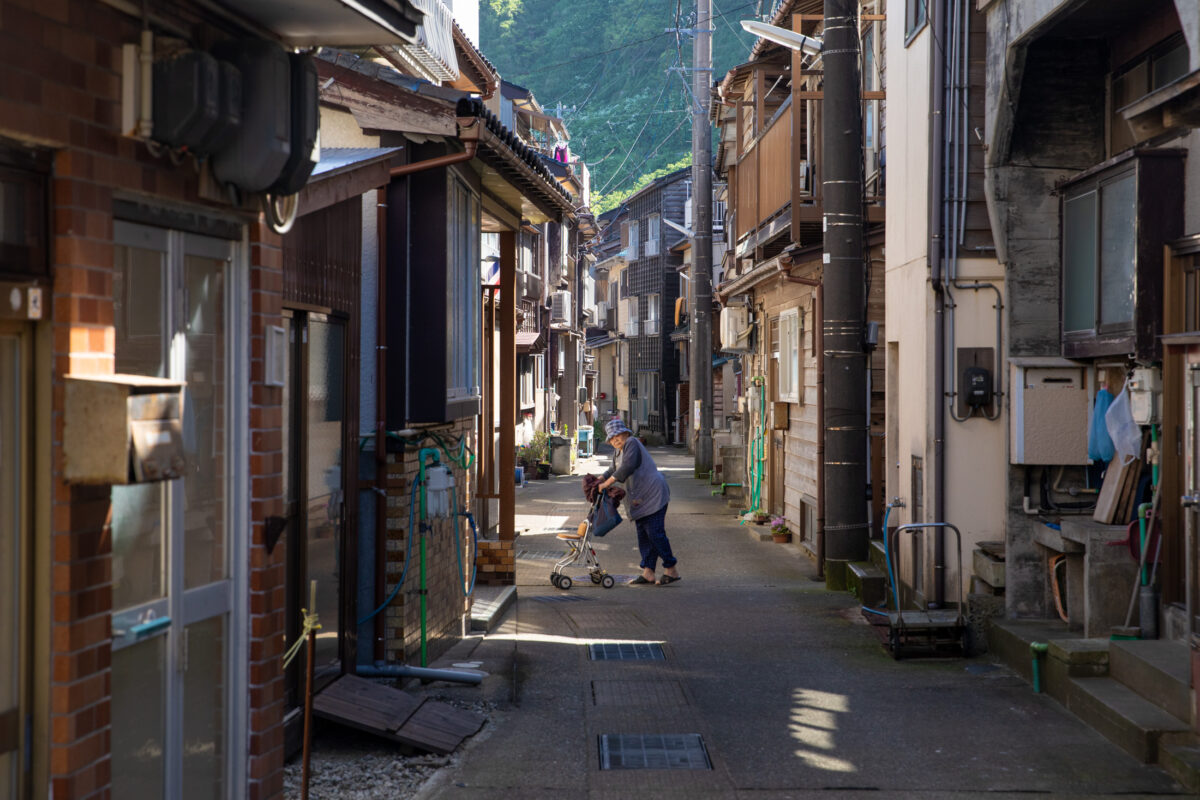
(601, 574), (615, 589)
(889, 629), (902, 661)
(590, 572), (603, 584)
(557, 575), (572, 590)
(550, 572), (561, 588)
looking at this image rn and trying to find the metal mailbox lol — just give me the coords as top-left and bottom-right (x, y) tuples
(64, 374), (186, 484)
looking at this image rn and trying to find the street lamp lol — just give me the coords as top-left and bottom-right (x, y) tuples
(739, 20), (822, 56)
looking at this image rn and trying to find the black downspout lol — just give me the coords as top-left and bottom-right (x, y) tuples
(930, 0), (948, 608)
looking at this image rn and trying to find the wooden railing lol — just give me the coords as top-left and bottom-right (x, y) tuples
(732, 108), (795, 243)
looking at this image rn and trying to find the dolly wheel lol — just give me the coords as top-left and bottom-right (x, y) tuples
(558, 575), (573, 590)
(601, 574), (615, 589)
(590, 572), (603, 584)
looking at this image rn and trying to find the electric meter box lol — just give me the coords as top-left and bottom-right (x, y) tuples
(211, 39), (291, 193)
(1009, 357), (1089, 465)
(63, 374), (186, 484)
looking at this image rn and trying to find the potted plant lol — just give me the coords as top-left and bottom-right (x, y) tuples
(770, 516), (791, 543)
(752, 510), (770, 525)
(527, 431), (550, 478)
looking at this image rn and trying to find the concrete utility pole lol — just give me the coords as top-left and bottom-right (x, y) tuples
(691, 0), (714, 476)
(821, 0), (869, 580)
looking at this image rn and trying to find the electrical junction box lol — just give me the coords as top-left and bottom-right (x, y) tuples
(211, 39), (292, 193)
(1127, 367), (1161, 425)
(1009, 357), (1089, 465)
(63, 374), (186, 484)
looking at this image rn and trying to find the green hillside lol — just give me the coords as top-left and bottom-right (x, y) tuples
(480, 0), (758, 211)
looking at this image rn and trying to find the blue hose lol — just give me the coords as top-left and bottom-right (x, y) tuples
(357, 476), (420, 625)
(861, 503), (901, 617)
(451, 492), (478, 597)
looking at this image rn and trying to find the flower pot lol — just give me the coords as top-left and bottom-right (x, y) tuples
(536, 463), (551, 479)
(754, 519), (768, 526)
(772, 532), (792, 543)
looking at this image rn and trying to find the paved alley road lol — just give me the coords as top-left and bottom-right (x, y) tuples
(419, 448), (1185, 799)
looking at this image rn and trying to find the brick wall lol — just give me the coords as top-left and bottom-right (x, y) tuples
(0, 1), (286, 796)
(382, 420), (480, 664)
(246, 222), (285, 800)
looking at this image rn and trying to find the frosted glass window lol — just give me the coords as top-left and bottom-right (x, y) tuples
(1099, 173), (1136, 326)
(1063, 192), (1098, 332)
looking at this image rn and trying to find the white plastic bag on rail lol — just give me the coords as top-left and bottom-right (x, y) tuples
(1105, 387), (1142, 466)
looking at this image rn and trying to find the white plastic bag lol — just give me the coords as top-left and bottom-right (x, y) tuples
(1105, 387), (1142, 465)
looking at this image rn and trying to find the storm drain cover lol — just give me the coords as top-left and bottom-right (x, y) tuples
(598, 734), (711, 770)
(530, 594), (591, 603)
(588, 643), (664, 661)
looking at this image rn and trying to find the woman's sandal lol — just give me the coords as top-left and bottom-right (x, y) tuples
(657, 574), (682, 585)
(628, 575), (655, 585)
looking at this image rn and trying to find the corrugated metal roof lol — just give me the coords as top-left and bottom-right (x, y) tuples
(311, 147), (403, 179)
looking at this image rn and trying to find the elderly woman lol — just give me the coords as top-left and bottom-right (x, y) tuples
(598, 418), (681, 585)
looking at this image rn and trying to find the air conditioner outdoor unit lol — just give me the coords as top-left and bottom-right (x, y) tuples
(719, 306), (753, 351)
(551, 290), (571, 324)
(596, 301), (609, 328)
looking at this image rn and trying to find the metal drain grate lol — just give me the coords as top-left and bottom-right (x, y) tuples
(598, 734), (711, 770)
(516, 549), (567, 561)
(588, 643), (664, 661)
(529, 594), (591, 603)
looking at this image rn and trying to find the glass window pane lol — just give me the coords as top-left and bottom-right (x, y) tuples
(1063, 191), (1098, 332)
(111, 636), (166, 798)
(114, 245), (167, 377)
(183, 616), (228, 800)
(111, 483), (165, 608)
(1099, 174), (1136, 327)
(184, 255), (228, 589)
(1153, 42), (1188, 91)
(307, 320), (345, 673)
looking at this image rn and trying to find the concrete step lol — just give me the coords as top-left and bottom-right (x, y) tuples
(1108, 639), (1191, 723)
(987, 619), (1082, 691)
(847, 561), (886, 609)
(1067, 677), (1192, 763)
(868, 538), (889, 571)
(1160, 743), (1200, 793)
(470, 585), (516, 633)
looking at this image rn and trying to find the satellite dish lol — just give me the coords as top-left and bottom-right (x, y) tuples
(740, 20), (823, 56)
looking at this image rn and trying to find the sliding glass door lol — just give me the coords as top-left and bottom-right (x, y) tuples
(110, 222), (244, 799)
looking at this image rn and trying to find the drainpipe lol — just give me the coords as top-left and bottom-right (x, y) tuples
(356, 663), (483, 685)
(373, 186), (389, 665)
(778, 259), (824, 576)
(930, 0), (948, 608)
(389, 118), (481, 178)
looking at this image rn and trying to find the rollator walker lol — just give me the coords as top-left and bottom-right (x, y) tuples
(550, 493), (618, 590)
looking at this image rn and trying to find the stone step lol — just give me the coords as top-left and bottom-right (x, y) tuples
(1067, 677), (1192, 763)
(1108, 639), (1191, 723)
(847, 562), (886, 609)
(1160, 743), (1200, 793)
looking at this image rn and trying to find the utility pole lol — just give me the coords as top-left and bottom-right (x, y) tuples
(691, 0), (714, 477)
(821, 0), (869, 580)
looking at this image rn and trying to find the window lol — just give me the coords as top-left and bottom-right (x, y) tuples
(1110, 34), (1190, 155)
(636, 372), (659, 423)
(645, 293), (660, 335)
(619, 341), (628, 376)
(628, 220), (639, 260)
(905, 0), (927, 43)
(1062, 170), (1135, 334)
(645, 214), (660, 256)
(624, 297), (639, 337)
(777, 308), (802, 403)
(448, 176), (481, 404)
(0, 152), (49, 280)
(519, 355), (535, 407)
(619, 269), (629, 299)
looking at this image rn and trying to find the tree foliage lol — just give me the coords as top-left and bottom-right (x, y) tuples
(591, 154), (693, 214)
(480, 0), (754, 203)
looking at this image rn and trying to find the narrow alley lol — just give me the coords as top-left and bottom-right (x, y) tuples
(414, 451), (1184, 798)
